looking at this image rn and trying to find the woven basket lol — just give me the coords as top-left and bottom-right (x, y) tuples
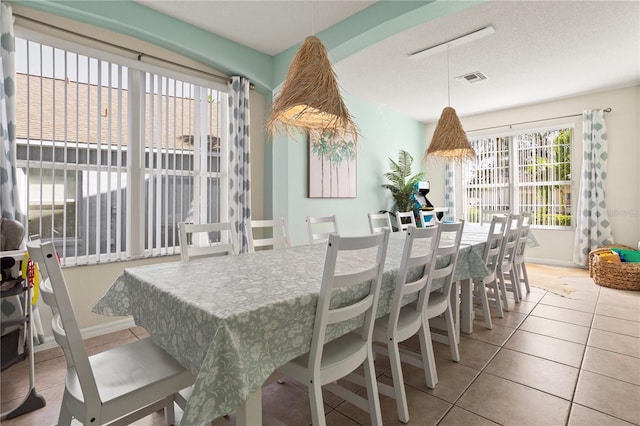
(589, 245), (640, 291)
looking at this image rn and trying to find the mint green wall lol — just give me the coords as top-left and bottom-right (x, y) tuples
(273, 94), (426, 246)
(11, 0), (275, 92)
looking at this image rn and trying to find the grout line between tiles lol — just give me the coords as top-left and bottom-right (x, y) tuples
(430, 288), (545, 425)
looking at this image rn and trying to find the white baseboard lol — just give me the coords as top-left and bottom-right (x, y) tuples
(34, 317), (135, 352)
(525, 257), (588, 269)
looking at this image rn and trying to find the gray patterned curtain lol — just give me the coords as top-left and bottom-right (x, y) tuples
(573, 109), (613, 266)
(444, 162), (456, 221)
(0, 2), (44, 345)
(228, 76), (251, 253)
(0, 1), (20, 222)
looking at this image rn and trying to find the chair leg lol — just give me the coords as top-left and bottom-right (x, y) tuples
(497, 271), (510, 312)
(57, 399), (73, 426)
(510, 268), (522, 302)
(163, 396), (175, 426)
(418, 322), (438, 389)
(491, 280), (504, 318)
(479, 281), (493, 329)
(363, 351), (383, 426)
(444, 308), (460, 362)
(308, 380), (326, 426)
(387, 340), (410, 423)
(520, 262), (531, 293)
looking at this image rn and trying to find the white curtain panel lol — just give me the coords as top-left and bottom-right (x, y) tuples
(0, 1), (20, 222)
(573, 109), (613, 266)
(227, 76), (251, 253)
(444, 162), (456, 222)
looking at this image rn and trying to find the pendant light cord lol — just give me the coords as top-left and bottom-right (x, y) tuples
(311, 0), (315, 35)
(446, 45), (451, 106)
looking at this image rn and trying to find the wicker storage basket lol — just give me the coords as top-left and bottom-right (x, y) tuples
(589, 245), (640, 290)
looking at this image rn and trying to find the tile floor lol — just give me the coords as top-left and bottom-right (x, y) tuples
(1, 264), (639, 426)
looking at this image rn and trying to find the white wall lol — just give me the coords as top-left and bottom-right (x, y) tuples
(425, 85), (640, 266)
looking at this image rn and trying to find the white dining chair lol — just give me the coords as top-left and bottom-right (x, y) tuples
(480, 209), (510, 226)
(510, 213), (524, 230)
(424, 220), (464, 381)
(513, 224), (532, 299)
(245, 217), (291, 253)
(26, 240), (195, 426)
(305, 215), (339, 244)
(473, 216), (508, 329)
(368, 212), (392, 234)
(370, 225), (441, 423)
(278, 229), (390, 426)
(178, 221), (238, 261)
(496, 216), (522, 310)
(394, 211), (416, 231)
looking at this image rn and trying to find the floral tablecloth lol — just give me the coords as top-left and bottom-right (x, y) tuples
(93, 230), (489, 425)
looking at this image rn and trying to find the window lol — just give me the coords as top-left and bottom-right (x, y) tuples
(463, 127), (573, 229)
(15, 31), (228, 266)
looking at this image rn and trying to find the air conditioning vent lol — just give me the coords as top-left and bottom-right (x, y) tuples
(456, 72), (488, 85)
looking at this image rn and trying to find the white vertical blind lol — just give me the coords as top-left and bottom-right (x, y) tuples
(15, 34), (228, 265)
(464, 128), (573, 229)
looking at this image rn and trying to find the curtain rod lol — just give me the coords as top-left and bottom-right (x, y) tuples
(467, 107), (612, 133)
(13, 13), (246, 88)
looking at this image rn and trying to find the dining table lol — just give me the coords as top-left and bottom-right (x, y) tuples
(93, 226), (494, 426)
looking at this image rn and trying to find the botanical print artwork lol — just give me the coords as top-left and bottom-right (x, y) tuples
(308, 130), (357, 198)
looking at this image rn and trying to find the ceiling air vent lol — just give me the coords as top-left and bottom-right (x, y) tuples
(456, 71), (488, 85)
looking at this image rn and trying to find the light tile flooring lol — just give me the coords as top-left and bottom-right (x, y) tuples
(2, 264), (639, 426)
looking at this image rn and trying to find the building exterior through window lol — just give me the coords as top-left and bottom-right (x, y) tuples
(14, 32), (228, 266)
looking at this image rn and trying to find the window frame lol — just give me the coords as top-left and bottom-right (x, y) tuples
(463, 121), (577, 230)
(14, 25), (230, 266)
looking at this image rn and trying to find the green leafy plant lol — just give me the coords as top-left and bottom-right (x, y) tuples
(381, 150), (424, 212)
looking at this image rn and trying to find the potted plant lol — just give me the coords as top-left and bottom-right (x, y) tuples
(381, 149), (425, 212)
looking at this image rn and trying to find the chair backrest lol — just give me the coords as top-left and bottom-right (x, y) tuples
(178, 222), (238, 261)
(499, 219), (521, 270)
(395, 211), (416, 231)
(509, 214), (524, 230)
(482, 216), (507, 280)
(308, 229), (390, 372)
(245, 217), (291, 253)
(480, 209), (510, 226)
(26, 240), (102, 412)
(515, 224), (531, 260)
(419, 210), (439, 227)
(368, 212), (393, 234)
(432, 220), (465, 296)
(306, 215), (339, 244)
(387, 225), (441, 337)
(490, 215), (509, 234)
(520, 211), (533, 226)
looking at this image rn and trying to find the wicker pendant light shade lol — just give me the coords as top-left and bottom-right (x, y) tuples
(424, 43), (476, 162)
(425, 106), (476, 162)
(267, 36), (357, 139)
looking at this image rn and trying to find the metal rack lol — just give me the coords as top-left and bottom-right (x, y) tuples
(1, 249), (46, 420)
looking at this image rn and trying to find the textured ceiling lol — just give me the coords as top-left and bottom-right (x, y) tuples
(135, 0), (640, 123)
(135, 0), (376, 55)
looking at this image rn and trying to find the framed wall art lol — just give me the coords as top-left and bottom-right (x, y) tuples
(308, 130), (357, 198)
